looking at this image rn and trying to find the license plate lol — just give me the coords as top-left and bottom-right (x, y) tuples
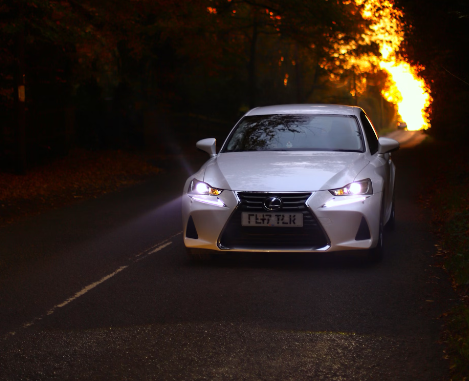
(241, 212), (303, 227)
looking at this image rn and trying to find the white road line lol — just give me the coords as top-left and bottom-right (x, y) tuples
(148, 242), (172, 255)
(168, 231), (183, 240)
(47, 265), (128, 315)
(135, 232), (181, 258)
(5, 238), (178, 338)
(135, 242), (172, 262)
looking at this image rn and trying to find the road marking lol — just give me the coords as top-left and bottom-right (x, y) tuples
(135, 232), (181, 258)
(5, 236), (180, 339)
(47, 265), (129, 315)
(135, 242), (172, 262)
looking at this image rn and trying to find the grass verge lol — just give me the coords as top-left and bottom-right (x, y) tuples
(424, 139), (469, 379)
(447, 305), (469, 378)
(0, 149), (161, 227)
(442, 208), (469, 379)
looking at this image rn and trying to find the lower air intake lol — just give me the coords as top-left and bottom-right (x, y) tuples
(186, 216), (198, 239)
(355, 217), (371, 240)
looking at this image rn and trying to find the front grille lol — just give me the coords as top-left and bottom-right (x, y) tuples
(219, 192), (329, 250)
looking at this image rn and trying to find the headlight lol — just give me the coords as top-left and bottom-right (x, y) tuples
(329, 179), (373, 196)
(189, 179), (223, 196)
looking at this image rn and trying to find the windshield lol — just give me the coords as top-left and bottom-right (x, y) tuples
(222, 114), (364, 153)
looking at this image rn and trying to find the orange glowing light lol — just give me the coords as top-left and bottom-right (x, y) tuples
(380, 61), (430, 130)
(356, 0), (431, 130)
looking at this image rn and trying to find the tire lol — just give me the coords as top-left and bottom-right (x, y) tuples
(367, 196), (385, 263)
(386, 199), (395, 231)
(186, 247), (212, 262)
(386, 187), (396, 231)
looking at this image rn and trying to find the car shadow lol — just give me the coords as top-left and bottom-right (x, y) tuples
(191, 250), (378, 271)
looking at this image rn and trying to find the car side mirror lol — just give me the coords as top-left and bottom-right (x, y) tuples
(378, 137), (400, 154)
(196, 138), (217, 157)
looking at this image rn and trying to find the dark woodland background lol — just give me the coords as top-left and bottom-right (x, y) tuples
(1, 0), (468, 173)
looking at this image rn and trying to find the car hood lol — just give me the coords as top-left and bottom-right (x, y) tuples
(202, 151), (369, 192)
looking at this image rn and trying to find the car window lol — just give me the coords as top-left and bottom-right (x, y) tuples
(360, 112), (379, 155)
(222, 114), (364, 153)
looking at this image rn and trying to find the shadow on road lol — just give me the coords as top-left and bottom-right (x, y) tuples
(186, 249), (390, 271)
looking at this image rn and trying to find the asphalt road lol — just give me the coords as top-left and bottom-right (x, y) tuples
(0, 132), (456, 380)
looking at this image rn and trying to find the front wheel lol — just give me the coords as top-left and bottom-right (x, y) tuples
(367, 199), (385, 263)
(386, 198), (396, 231)
(386, 191), (396, 231)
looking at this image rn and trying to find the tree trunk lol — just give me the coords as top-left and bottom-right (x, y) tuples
(380, 93), (384, 130)
(247, 13), (258, 109)
(294, 44), (302, 103)
(304, 63), (320, 101)
(351, 71), (358, 106)
(14, 27), (27, 174)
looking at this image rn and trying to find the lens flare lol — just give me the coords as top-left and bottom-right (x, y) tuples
(356, 0), (431, 131)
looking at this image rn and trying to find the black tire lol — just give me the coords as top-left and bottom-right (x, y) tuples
(386, 199), (395, 231)
(186, 247), (212, 262)
(386, 187), (396, 231)
(367, 196), (385, 263)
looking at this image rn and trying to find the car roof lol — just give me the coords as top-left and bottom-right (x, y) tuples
(245, 104), (362, 117)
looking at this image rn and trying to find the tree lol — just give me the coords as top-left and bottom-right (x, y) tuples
(395, 0), (469, 139)
(168, 0), (378, 113)
(0, 0), (160, 168)
(0, 0), (392, 171)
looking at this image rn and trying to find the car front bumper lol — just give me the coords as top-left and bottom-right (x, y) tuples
(182, 190), (381, 253)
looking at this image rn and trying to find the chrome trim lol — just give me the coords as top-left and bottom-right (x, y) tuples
(263, 196), (282, 211)
(233, 191), (241, 205)
(315, 245), (331, 252)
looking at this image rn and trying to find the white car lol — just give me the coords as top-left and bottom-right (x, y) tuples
(182, 104), (399, 262)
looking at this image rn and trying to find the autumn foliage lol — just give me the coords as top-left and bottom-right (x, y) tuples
(1, 0), (403, 171)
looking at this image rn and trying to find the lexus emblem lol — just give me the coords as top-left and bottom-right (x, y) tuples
(263, 196), (282, 211)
